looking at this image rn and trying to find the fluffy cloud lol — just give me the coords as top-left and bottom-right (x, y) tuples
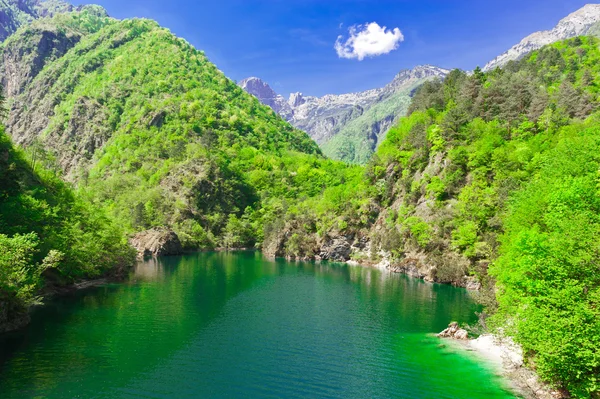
(335, 22), (404, 61)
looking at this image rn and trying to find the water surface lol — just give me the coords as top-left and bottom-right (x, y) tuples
(0, 252), (517, 398)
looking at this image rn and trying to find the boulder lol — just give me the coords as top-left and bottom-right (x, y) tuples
(318, 237), (352, 262)
(437, 322), (469, 340)
(130, 229), (183, 258)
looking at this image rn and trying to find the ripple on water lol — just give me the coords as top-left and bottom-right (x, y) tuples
(0, 252), (517, 399)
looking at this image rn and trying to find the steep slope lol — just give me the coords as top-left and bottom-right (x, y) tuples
(0, 121), (135, 333)
(484, 3), (600, 71)
(0, 11), (360, 250)
(241, 65), (449, 163)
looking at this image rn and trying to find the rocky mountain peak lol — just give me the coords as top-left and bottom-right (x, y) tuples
(387, 65), (449, 90)
(394, 65), (448, 80)
(240, 64), (449, 161)
(288, 92), (305, 108)
(484, 4), (600, 71)
(238, 77), (294, 120)
(239, 77), (277, 99)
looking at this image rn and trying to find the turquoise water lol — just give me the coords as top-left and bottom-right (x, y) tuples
(0, 252), (517, 398)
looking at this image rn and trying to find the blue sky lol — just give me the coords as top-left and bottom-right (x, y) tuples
(71, 0), (592, 96)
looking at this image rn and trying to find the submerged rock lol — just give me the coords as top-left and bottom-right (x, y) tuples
(437, 322), (469, 340)
(130, 229), (183, 258)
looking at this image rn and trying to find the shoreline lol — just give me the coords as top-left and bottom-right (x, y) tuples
(441, 334), (566, 399)
(352, 253), (563, 399)
(1, 275), (126, 335)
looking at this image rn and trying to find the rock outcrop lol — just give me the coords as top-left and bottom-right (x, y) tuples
(437, 322), (469, 340)
(484, 4), (600, 71)
(389, 257), (436, 282)
(238, 77), (294, 120)
(318, 236), (353, 262)
(130, 229), (184, 258)
(1, 21), (82, 97)
(240, 65), (449, 163)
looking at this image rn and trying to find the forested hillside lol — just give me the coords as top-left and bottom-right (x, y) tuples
(0, 93), (135, 332)
(266, 37), (600, 397)
(1, 9), (362, 251)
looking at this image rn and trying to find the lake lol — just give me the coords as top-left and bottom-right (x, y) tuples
(0, 252), (517, 398)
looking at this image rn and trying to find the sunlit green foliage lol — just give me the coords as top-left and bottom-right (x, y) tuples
(0, 123), (135, 329)
(490, 123), (600, 397)
(361, 36), (600, 397)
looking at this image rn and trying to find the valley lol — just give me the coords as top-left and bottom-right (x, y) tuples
(0, 1), (599, 398)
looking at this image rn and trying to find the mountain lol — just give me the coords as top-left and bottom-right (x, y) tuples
(484, 3), (600, 71)
(240, 65), (449, 164)
(238, 77), (293, 120)
(0, 9), (360, 255)
(1, 2), (600, 395)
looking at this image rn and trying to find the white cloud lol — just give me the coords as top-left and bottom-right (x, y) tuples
(335, 22), (404, 61)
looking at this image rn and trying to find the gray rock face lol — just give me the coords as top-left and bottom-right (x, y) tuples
(130, 229), (184, 258)
(0, 10), (118, 180)
(240, 65), (449, 161)
(1, 19), (87, 177)
(484, 4), (600, 71)
(437, 322), (469, 340)
(239, 77), (294, 120)
(1, 22), (82, 97)
(389, 257), (436, 282)
(318, 237), (353, 262)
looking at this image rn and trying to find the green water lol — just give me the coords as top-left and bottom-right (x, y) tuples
(0, 252), (517, 398)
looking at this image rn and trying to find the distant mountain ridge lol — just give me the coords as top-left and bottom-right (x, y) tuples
(241, 65), (449, 163)
(484, 3), (600, 71)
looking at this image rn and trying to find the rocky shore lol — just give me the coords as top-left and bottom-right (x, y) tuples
(130, 229), (184, 258)
(437, 323), (567, 399)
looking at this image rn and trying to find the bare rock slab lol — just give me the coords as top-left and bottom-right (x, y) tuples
(130, 229), (183, 258)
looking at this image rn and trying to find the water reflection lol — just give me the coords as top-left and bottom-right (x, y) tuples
(0, 252), (506, 399)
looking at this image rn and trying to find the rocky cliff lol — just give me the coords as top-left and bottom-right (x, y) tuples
(484, 4), (600, 71)
(238, 77), (294, 120)
(240, 65), (449, 163)
(1, 9), (113, 178)
(130, 229), (184, 258)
